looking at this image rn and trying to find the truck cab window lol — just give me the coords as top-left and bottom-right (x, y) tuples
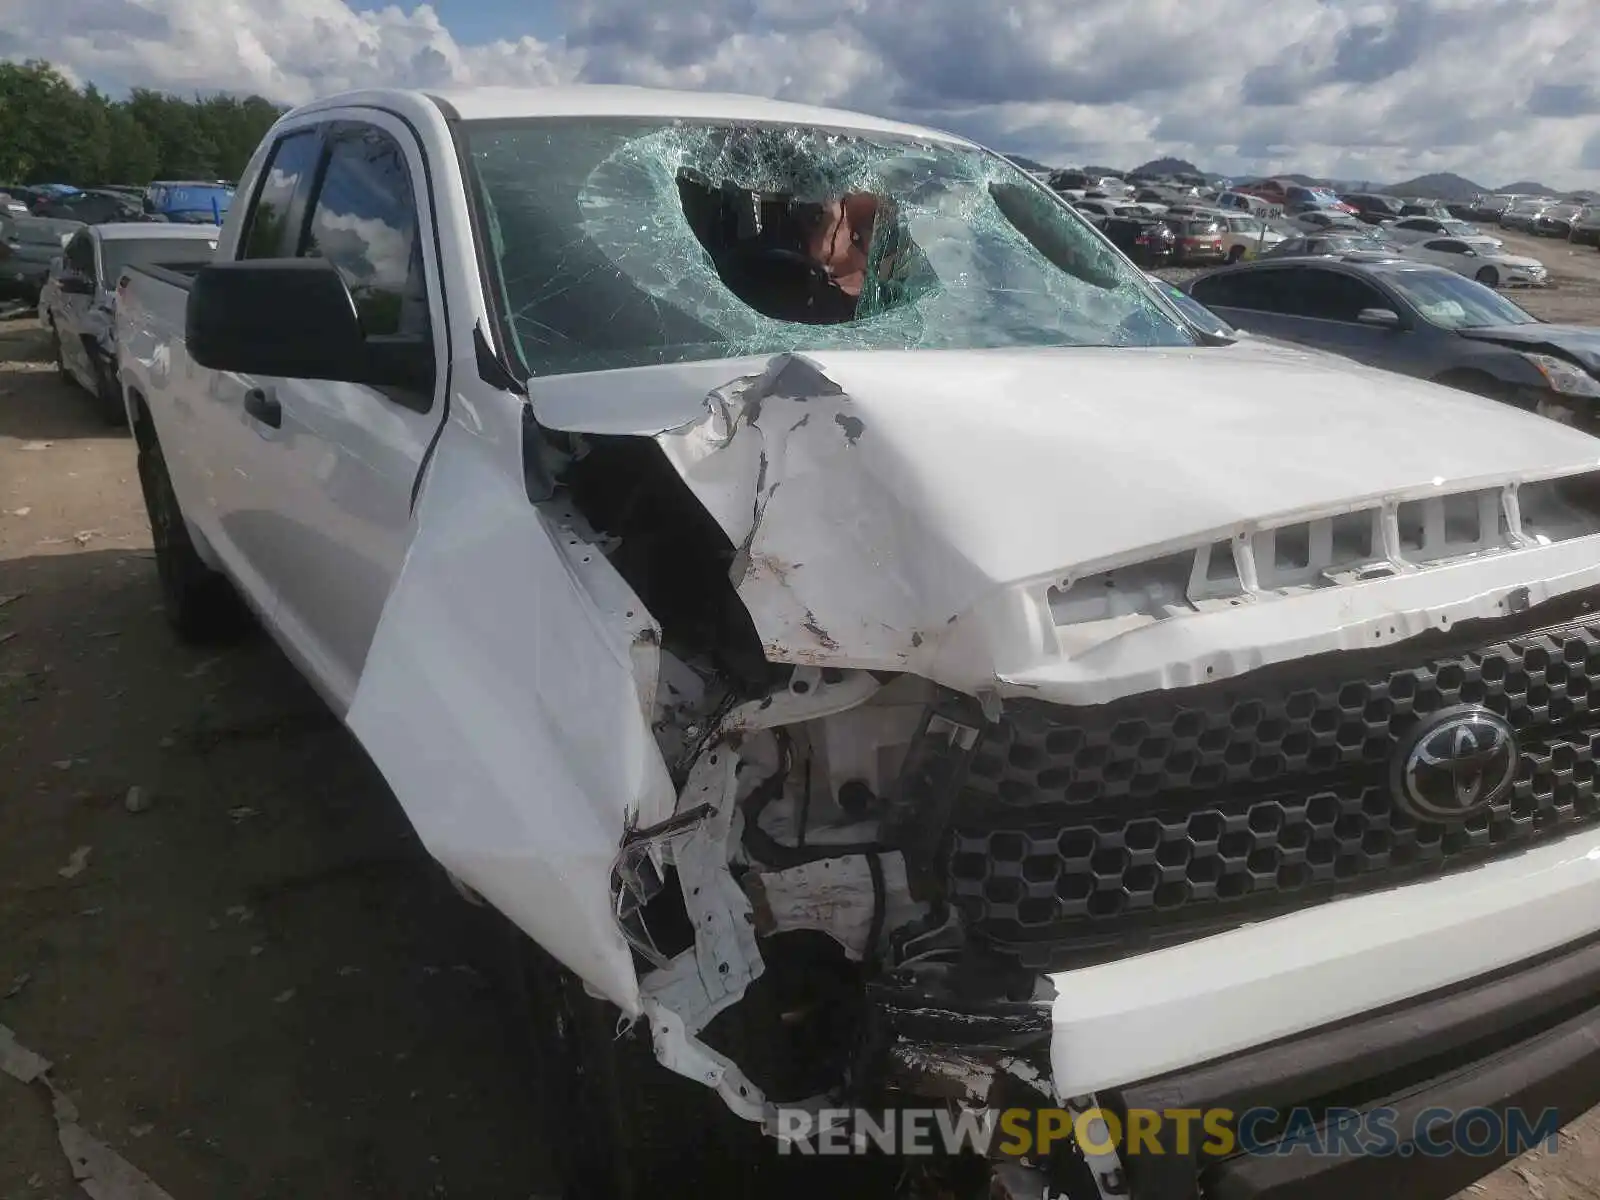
(65, 233), (95, 279)
(299, 126), (427, 340)
(242, 131), (320, 260)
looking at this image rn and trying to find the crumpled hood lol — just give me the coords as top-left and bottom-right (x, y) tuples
(531, 341), (1600, 685)
(1457, 323), (1600, 374)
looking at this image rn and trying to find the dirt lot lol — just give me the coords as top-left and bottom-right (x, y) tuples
(3, 244), (1600, 1199)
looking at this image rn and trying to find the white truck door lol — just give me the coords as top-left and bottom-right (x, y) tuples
(190, 125), (327, 623)
(235, 115), (448, 710)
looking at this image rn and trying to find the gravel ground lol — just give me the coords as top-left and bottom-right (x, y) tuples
(3, 274), (1600, 1200)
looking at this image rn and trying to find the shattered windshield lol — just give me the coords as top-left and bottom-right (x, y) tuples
(459, 118), (1194, 376)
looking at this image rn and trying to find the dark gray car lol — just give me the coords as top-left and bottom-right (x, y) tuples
(1183, 257), (1600, 425)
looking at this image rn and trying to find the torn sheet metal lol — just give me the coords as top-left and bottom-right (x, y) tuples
(746, 853), (926, 961)
(346, 419), (675, 1016)
(532, 341), (1600, 702)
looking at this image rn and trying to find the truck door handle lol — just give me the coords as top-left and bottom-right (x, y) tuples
(243, 387), (281, 429)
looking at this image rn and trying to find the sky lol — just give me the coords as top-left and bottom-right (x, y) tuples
(5, 0), (1600, 190)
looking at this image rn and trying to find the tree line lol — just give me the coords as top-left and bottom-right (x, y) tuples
(0, 60), (287, 186)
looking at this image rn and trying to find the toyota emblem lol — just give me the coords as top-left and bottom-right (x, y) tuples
(1391, 705), (1518, 823)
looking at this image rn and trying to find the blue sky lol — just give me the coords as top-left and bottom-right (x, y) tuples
(8, 0), (1600, 189)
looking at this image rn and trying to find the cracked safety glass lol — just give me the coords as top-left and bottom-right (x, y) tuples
(461, 117), (1194, 377)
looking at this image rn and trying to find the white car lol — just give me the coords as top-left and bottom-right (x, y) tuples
(37, 222), (219, 422)
(114, 84), (1600, 1200)
(1403, 236), (1548, 287)
(1386, 215), (1503, 249)
(1217, 213), (1285, 262)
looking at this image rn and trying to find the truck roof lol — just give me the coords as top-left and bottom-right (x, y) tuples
(294, 85), (971, 146)
(93, 222), (221, 242)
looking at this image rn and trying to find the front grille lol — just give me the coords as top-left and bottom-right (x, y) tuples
(935, 607), (1600, 969)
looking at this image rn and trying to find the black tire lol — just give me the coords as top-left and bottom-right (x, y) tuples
(135, 429), (248, 643)
(1227, 245), (1247, 264)
(500, 928), (776, 1200)
(1474, 266), (1498, 287)
(91, 352), (127, 429)
(50, 321), (71, 383)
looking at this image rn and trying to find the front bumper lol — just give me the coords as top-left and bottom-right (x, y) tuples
(1045, 822), (1600, 1096)
(1112, 924), (1600, 1199)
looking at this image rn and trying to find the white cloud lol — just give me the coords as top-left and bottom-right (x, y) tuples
(6, 0), (1600, 189)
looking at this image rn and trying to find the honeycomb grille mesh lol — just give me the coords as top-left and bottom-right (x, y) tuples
(943, 617), (1600, 967)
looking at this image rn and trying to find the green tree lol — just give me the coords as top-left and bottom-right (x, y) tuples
(0, 60), (286, 186)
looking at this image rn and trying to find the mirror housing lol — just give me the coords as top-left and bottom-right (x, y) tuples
(1357, 307), (1402, 329)
(186, 259), (433, 392)
(59, 273), (94, 296)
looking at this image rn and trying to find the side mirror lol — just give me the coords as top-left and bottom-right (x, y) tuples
(1357, 307), (1402, 329)
(186, 259), (434, 392)
(59, 273), (94, 296)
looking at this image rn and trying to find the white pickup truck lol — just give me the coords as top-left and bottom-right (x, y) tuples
(116, 86), (1600, 1200)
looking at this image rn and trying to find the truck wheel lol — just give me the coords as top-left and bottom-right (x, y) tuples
(502, 929), (766, 1200)
(50, 322), (71, 384)
(91, 353), (127, 429)
(135, 431), (248, 643)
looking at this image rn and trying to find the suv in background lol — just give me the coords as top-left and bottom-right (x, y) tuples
(1571, 206), (1600, 249)
(1341, 193), (1404, 224)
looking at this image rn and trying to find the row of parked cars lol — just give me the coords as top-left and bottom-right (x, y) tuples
(1059, 178), (1550, 288)
(1, 180), (234, 304)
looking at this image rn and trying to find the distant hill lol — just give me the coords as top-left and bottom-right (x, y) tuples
(1131, 156), (1202, 178)
(1385, 172), (1488, 201)
(1003, 153), (1050, 172)
(1497, 179), (1562, 196)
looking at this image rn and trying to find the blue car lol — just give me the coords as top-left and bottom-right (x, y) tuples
(144, 180), (234, 224)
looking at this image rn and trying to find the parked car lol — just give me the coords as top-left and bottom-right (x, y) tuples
(1072, 198), (1122, 223)
(1164, 215), (1226, 263)
(0, 214), (84, 302)
(1216, 213), (1284, 262)
(0, 190), (28, 217)
(1100, 213), (1175, 265)
(1047, 168), (1089, 196)
(1397, 200), (1449, 218)
(1535, 205), (1581, 238)
(38, 222), (219, 421)
(1571, 206), (1600, 248)
(1385, 215), (1503, 248)
(1341, 193), (1405, 224)
(1290, 209), (1367, 233)
(1284, 184), (1357, 215)
(1214, 189), (1276, 217)
(143, 180), (235, 224)
(1500, 198), (1546, 232)
(115, 84), (1600, 1200)
(1401, 237), (1547, 287)
(1260, 232), (1402, 259)
(1145, 272), (1239, 339)
(1186, 257), (1600, 421)
(32, 188), (144, 224)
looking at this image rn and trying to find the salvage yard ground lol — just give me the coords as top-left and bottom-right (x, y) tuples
(3, 229), (1600, 1199)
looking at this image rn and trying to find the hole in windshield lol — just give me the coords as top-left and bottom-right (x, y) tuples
(461, 118), (1193, 376)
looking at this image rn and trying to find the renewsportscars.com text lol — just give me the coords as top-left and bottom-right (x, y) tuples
(775, 1105), (1562, 1159)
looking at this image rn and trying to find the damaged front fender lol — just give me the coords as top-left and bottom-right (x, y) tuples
(346, 421), (676, 1015)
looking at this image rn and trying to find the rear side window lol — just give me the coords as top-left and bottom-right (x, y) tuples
(1293, 268), (1390, 321)
(299, 125), (428, 340)
(241, 131), (321, 260)
(65, 233), (95, 277)
(1190, 269), (1296, 312)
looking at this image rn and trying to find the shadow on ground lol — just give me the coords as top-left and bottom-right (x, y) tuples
(0, 546), (556, 1199)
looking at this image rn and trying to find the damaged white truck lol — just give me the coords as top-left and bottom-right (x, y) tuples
(116, 86), (1600, 1200)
